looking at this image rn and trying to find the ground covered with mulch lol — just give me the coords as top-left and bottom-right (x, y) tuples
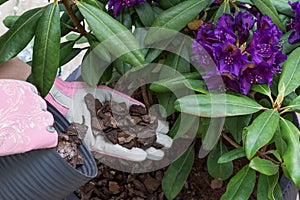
(74, 140), (256, 200)
(71, 88), (257, 200)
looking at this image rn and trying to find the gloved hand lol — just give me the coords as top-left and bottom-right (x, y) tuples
(0, 79), (58, 156)
(45, 78), (173, 162)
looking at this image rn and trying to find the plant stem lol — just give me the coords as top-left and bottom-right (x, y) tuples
(62, 0), (87, 35)
(222, 133), (280, 165)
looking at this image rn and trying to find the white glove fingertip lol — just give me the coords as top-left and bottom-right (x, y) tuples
(146, 147), (164, 160)
(157, 120), (169, 134)
(104, 143), (147, 162)
(156, 134), (173, 148)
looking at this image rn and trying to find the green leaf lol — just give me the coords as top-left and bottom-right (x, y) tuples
(278, 47), (300, 97)
(274, 126), (287, 157)
(158, 0), (183, 9)
(200, 117), (225, 156)
(32, 3), (60, 97)
(267, 150), (282, 163)
(162, 145), (194, 200)
(145, 0), (211, 44)
(150, 72), (201, 93)
(81, 48), (111, 86)
(272, 0), (295, 17)
(207, 144), (233, 180)
(250, 0), (285, 32)
(0, 0), (8, 5)
(221, 165), (256, 200)
(257, 173), (282, 200)
(157, 92), (177, 117)
(249, 157), (279, 176)
(77, 1), (145, 67)
(281, 31), (300, 55)
(252, 84), (272, 97)
(0, 7), (44, 64)
(85, 33), (111, 63)
(2, 15), (19, 28)
(286, 94), (300, 112)
(225, 115), (252, 143)
(168, 113), (198, 139)
(218, 148), (246, 164)
(117, 8), (132, 30)
(279, 118), (300, 189)
(245, 109), (280, 159)
(66, 33), (88, 44)
(59, 41), (81, 67)
(113, 59), (132, 75)
(135, 2), (155, 27)
(60, 6), (83, 37)
(175, 94), (263, 117)
(183, 79), (208, 94)
(214, 0), (231, 23)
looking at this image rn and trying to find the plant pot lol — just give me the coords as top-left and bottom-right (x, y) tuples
(0, 101), (97, 200)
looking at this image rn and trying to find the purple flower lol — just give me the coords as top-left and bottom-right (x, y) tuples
(247, 15), (287, 86)
(108, 0), (146, 17)
(236, 12), (255, 45)
(288, 1), (300, 44)
(193, 12), (287, 95)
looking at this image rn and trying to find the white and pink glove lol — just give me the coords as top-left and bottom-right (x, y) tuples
(45, 78), (172, 162)
(0, 79), (58, 156)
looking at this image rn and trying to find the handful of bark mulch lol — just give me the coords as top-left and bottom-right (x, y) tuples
(56, 122), (88, 168)
(84, 93), (163, 150)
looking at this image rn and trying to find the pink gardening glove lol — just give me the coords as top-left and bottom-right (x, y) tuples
(0, 79), (58, 156)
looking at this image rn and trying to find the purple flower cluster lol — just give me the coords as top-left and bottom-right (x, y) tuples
(193, 12), (287, 94)
(288, 1), (300, 44)
(108, 0), (146, 17)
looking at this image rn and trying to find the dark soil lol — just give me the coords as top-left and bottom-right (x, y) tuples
(75, 140), (256, 200)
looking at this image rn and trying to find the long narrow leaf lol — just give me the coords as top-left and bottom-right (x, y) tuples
(32, 3), (61, 97)
(0, 7), (44, 64)
(77, 1), (145, 67)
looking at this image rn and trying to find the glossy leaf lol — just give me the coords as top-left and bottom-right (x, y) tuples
(225, 115), (252, 143)
(221, 165), (256, 200)
(245, 109), (280, 159)
(286, 94), (300, 112)
(250, 0), (285, 32)
(249, 157), (279, 176)
(150, 72), (200, 92)
(81, 48), (111, 86)
(200, 117), (225, 158)
(183, 79), (208, 94)
(279, 118), (300, 189)
(59, 41), (75, 66)
(162, 145), (194, 200)
(157, 92), (177, 117)
(145, 0), (211, 44)
(0, 0), (8, 5)
(66, 33), (88, 44)
(214, 0), (231, 23)
(252, 84), (272, 97)
(85, 33), (111, 63)
(207, 144), (233, 180)
(274, 126), (287, 157)
(257, 173), (282, 200)
(0, 7), (44, 64)
(158, 0), (183, 9)
(272, 0), (295, 17)
(77, 2), (145, 67)
(175, 94), (263, 117)
(267, 150), (282, 163)
(60, 6), (83, 37)
(281, 31), (300, 55)
(218, 148), (246, 164)
(117, 8), (132, 30)
(2, 15), (19, 28)
(135, 2), (155, 27)
(278, 48), (300, 96)
(32, 3), (60, 97)
(168, 113), (197, 138)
